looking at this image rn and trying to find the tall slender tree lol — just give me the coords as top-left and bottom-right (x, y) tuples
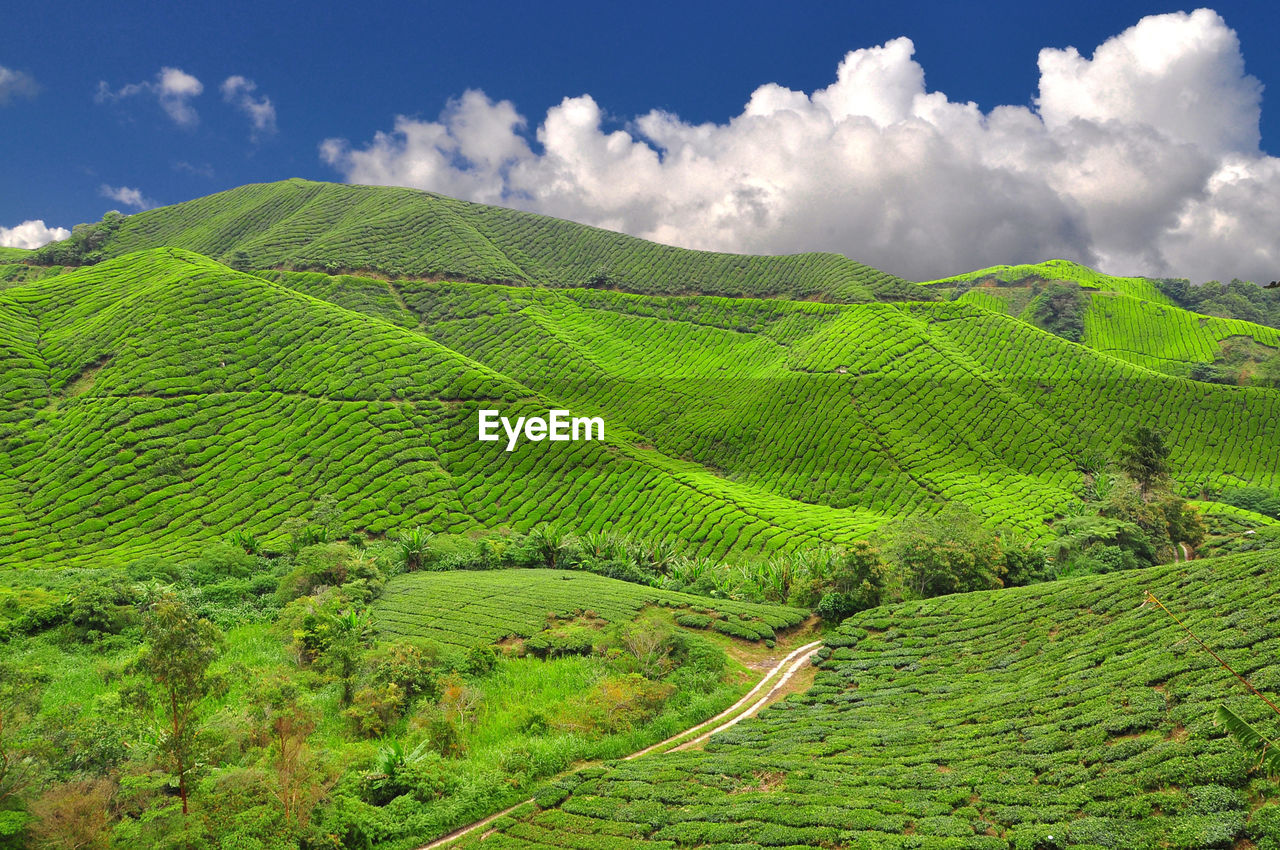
(133, 593), (223, 816)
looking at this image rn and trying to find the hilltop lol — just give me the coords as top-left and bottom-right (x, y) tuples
(926, 259), (1280, 379)
(31, 179), (924, 302)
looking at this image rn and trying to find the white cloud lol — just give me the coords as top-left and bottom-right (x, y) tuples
(96, 67), (203, 127)
(99, 184), (153, 210)
(221, 75), (277, 140)
(321, 9), (1280, 284)
(0, 220), (69, 249)
(0, 65), (38, 104)
(173, 160), (214, 178)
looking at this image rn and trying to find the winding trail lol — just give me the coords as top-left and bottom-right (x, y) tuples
(418, 639), (825, 850)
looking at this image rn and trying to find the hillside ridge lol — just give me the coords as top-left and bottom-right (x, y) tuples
(33, 179), (926, 303)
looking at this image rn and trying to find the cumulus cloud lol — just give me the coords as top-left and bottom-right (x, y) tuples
(0, 220), (69, 249)
(221, 75), (277, 140)
(321, 8), (1279, 284)
(0, 65), (38, 104)
(96, 67), (203, 127)
(99, 184), (153, 210)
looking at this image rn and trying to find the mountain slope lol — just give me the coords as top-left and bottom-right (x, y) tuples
(43, 179), (925, 302)
(0, 250), (894, 567)
(456, 550), (1280, 849)
(279, 270), (1280, 526)
(925, 260), (1280, 377)
(5, 249), (1279, 567)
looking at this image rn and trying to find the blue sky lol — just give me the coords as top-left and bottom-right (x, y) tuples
(3, 1), (1279, 281)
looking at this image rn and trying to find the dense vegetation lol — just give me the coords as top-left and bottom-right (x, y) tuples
(2, 183), (1279, 848)
(1158, 277), (1280, 332)
(30, 180), (923, 302)
(3, 247), (1279, 569)
(0, 529), (812, 850)
(459, 551), (1280, 850)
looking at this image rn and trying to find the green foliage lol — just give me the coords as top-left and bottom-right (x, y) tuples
(129, 592), (223, 815)
(1117, 426), (1171, 494)
(30, 211), (124, 267)
(0, 660), (46, 808)
(276, 543), (382, 604)
(393, 527), (434, 573)
(464, 551), (1280, 850)
(1215, 705), (1280, 778)
(1159, 276), (1280, 332)
(1220, 486), (1280, 519)
(1025, 282), (1087, 341)
(890, 507), (1009, 598)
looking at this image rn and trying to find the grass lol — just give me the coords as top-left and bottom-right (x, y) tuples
(456, 550), (1280, 849)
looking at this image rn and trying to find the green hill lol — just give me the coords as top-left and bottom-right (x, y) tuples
(33, 179), (924, 302)
(3, 244), (1280, 567)
(924, 259), (1175, 305)
(0, 249), (907, 568)
(925, 259), (1280, 378)
(456, 550), (1280, 849)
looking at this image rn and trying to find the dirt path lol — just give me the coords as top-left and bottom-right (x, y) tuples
(670, 641), (823, 751)
(418, 639), (824, 850)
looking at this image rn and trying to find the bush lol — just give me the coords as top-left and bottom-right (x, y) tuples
(460, 645), (497, 677)
(277, 543), (382, 603)
(344, 683), (405, 739)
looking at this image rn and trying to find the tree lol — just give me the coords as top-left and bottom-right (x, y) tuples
(295, 603), (373, 705)
(394, 527), (434, 572)
(251, 679), (333, 832)
(1027, 283), (1086, 341)
(1115, 425), (1170, 496)
(892, 508), (1006, 599)
(526, 524), (568, 570)
(130, 593), (223, 816)
(815, 542), (891, 622)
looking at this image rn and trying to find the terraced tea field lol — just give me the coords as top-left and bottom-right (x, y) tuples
(4, 241), (1280, 567)
(374, 569), (807, 650)
(926, 259), (1176, 305)
(927, 260), (1280, 377)
(453, 550), (1280, 849)
(61, 179), (923, 302)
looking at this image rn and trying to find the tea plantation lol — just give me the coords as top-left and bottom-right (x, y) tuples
(3, 182), (1280, 849)
(928, 260), (1280, 377)
(43, 179), (924, 302)
(4, 242), (1280, 567)
(456, 550), (1280, 850)
(374, 569), (807, 650)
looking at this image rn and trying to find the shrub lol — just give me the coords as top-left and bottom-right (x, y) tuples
(344, 683), (405, 739)
(370, 642), (441, 702)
